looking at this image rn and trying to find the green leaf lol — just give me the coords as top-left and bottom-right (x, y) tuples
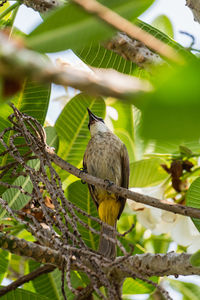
(27, 0), (154, 53)
(114, 129), (135, 163)
(0, 250), (9, 284)
(0, 80), (50, 195)
(140, 61), (200, 142)
(123, 276), (157, 295)
(75, 43), (136, 75)
(110, 101), (134, 140)
(45, 126), (59, 153)
(0, 127), (57, 219)
(66, 180), (100, 249)
(186, 177), (200, 232)
(0, 288), (50, 300)
(55, 93), (105, 181)
(168, 279), (200, 300)
(12, 80), (50, 125)
(27, 260), (86, 300)
(190, 250), (200, 267)
(0, 160), (35, 219)
(136, 19), (194, 61)
(129, 158), (168, 187)
(151, 15), (174, 38)
(109, 101), (136, 162)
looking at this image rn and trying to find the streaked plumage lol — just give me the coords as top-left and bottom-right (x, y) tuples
(83, 108), (129, 259)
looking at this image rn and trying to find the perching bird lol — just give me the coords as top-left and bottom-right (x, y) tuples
(83, 108), (129, 259)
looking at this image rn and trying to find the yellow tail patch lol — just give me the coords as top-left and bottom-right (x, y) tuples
(98, 196), (121, 226)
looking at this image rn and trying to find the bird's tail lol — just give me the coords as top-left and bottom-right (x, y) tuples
(98, 222), (116, 259)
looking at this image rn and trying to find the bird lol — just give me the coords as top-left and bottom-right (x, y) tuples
(83, 108), (129, 259)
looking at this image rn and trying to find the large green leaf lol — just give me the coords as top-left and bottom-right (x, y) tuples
(55, 93), (105, 181)
(0, 288), (50, 300)
(27, 0), (154, 53)
(75, 42), (136, 75)
(139, 61), (200, 142)
(0, 250), (9, 284)
(129, 158), (168, 188)
(66, 180), (100, 250)
(109, 101), (136, 161)
(110, 101), (134, 140)
(186, 177), (200, 232)
(114, 129), (135, 163)
(136, 19), (195, 61)
(168, 279), (200, 300)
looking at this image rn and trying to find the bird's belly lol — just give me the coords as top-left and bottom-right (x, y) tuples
(87, 150), (121, 184)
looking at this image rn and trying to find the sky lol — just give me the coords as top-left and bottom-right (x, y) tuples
(2, 0), (199, 298)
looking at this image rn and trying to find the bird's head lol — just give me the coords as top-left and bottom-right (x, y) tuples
(87, 108), (109, 136)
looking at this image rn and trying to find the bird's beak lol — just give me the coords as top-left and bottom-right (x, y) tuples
(87, 108), (98, 123)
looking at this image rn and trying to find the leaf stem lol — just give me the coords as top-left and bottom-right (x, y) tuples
(0, 2), (19, 20)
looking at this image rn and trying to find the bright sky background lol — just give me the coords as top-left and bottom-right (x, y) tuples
(3, 0), (199, 298)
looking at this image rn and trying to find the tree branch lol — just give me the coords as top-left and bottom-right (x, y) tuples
(72, 0), (183, 64)
(18, 0), (165, 69)
(46, 150), (200, 220)
(0, 264), (55, 297)
(118, 252), (200, 277)
(105, 32), (163, 70)
(1, 233), (200, 277)
(0, 32), (151, 100)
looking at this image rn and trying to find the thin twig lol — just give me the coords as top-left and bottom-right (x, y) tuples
(0, 265), (55, 297)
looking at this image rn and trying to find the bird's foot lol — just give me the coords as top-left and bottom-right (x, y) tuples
(104, 179), (114, 188)
(79, 167), (87, 184)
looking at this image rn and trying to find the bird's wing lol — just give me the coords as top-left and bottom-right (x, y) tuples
(83, 150), (99, 210)
(118, 144), (130, 219)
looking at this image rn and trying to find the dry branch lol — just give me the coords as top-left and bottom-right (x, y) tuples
(48, 152), (200, 219)
(0, 264), (55, 297)
(0, 32), (151, 100)
(0, 233), (200, 277)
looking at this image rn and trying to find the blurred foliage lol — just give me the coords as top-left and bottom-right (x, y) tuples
(0, 0), (200, 299)
(151, 14), (174, 38)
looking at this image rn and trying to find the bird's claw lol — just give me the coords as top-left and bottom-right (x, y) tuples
(79, 167), (87, 184)
(104, 179), (114, 188)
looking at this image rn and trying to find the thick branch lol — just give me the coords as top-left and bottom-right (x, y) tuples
(0, 265), (55, 297)
(0, 33), (151, 100)
(118, 252), (200, 277)
(47, 150), (200, 220)
(72, 0), (183, 64)
(0, 232), (63, 267)
(1, 233), (200, 277)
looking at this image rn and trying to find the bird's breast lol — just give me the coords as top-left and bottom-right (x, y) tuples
(85, 132), (122, 185)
